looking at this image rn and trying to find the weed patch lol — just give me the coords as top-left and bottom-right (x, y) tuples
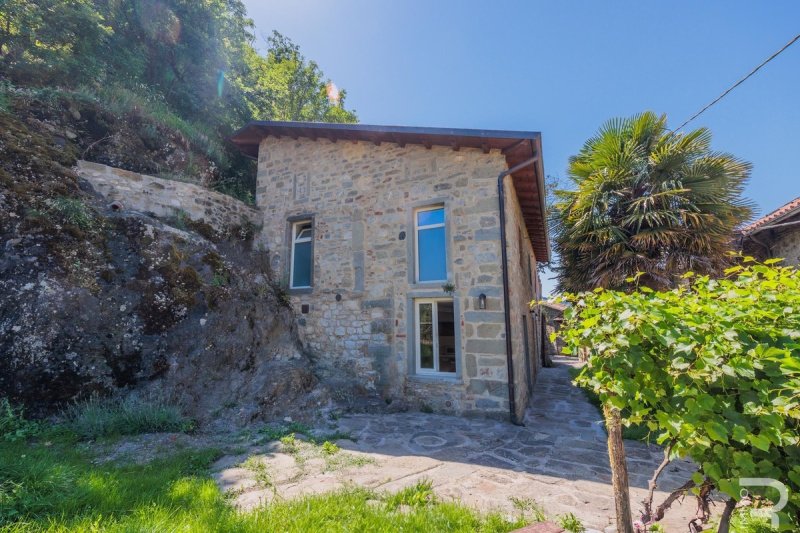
(384, 479), (436, 509)
(0, 399), (40, 443)
(63, 395), (193, 440)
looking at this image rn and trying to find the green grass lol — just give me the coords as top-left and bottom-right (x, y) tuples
(0, 438), (527, 532)
(567, 367), (651, 442)
(63, 395), (193, 440)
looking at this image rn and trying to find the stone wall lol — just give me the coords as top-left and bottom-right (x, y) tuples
(255, 137), (523, 416)
(502, 175), (542, 421)
(76, 160), (260, 232)
(771, 227), (800, 266)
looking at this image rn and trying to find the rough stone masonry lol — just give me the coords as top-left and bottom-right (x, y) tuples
(254, 136), (543, 418)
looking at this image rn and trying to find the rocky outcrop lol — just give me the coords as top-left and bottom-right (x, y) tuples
(0, 110), (372, 424)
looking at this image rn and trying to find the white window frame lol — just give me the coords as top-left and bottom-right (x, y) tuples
(414, 205), (447, 283)
(289, 220), (313, 289)
(414, 297), (456, 375)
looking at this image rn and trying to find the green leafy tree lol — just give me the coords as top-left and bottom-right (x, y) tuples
(0, 1), (357, 200)
(242, 31), (357, 123)
(552, 112), (753, 293)
(0, 0), (110, 84)
(557, 257), (800, 532)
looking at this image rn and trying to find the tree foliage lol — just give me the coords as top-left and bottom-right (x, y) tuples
(557, 258), (800, 531)
(552, 112), (753, 293)
(0, 1), (356, 194)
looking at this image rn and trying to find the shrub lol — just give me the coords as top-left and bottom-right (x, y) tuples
(63, 395), (192, 439)
(0, 399), (40, 442)
(557, 258), (800, 531)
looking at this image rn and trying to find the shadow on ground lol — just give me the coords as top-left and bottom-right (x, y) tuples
(213, 358), (707, 531)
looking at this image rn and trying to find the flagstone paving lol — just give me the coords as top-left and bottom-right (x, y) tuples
(213, 357), (707, 531)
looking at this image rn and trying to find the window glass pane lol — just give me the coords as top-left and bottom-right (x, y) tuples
(419, 323), (434, 369)
(437, 301), (456, 373)
(297, 227), (312, 240)
(418, 227), (447, 281)
(418, 303), (434, 369)
(419, 302), (433, 323)
(417, 208), (444, 227)
(292, 241), (312, 287)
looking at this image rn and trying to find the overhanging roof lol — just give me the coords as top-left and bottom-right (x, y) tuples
(230, 121), (550, 261)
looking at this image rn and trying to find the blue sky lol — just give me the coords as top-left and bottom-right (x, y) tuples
(242, 1), (800, 295)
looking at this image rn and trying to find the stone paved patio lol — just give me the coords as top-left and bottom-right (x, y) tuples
(213, 358), (704, 531)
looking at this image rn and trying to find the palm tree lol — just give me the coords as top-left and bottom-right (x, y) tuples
(553, 112), (753, 292)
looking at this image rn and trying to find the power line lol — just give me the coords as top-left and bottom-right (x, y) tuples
(672, 32), (800, 133)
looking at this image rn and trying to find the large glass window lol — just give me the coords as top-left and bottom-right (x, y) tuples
(290, 220), (313, 289)
(415, 206), (447, 282)
(415, 299), (456, 374)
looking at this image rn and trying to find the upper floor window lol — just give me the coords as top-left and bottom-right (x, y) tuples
(290, 220), (313, 289)
(415, 206), (447, 282)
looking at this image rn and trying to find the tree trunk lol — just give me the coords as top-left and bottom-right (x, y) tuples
(716, 498), (737, 533)
(605, 403), (634, 533)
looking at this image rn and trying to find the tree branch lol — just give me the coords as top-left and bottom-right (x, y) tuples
(641, 439), (675, 522)
(651, 479), (696, 522)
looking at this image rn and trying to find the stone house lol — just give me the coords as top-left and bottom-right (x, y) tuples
(739, 196), (800, 266)
(230, 122), (550, 423)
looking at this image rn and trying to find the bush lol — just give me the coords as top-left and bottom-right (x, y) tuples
(557, 258), (800, 531)
(63, 395), (192, 439)
(0, 399), (39, 442)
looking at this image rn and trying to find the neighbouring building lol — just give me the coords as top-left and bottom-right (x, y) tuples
(230, 122), (550, 422)
(540, 301), (565, 365)
(739, 196), (800, 266)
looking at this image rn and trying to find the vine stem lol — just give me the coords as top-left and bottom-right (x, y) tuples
(640, 440), (675, 525)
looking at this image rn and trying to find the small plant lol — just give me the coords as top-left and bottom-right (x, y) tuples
(321, 441), (339, 455)
(279, 433), (298, 453)
(211, 272), (229, 287)
(171, 209), (190, 230)
(384, 479), (435, 509)
(241, 456), (274, 490)
(509, 496), (546, 522)
(63, 395), (192, 439)
(441, 281), (455, 294)
(558, 512), (586, 533)
(0, 398), (40, 442)
(46, 196), (96, 230)
(261, 422), (310, 442)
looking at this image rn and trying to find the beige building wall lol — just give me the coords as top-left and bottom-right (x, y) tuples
(255, 136), (540, 417)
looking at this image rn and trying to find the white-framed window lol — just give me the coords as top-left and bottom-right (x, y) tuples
(414, 205), (447, 283)
(290, 220), (313, 289)
(415, 298), (456, 374)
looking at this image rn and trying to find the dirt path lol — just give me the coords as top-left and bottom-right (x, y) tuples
(209, 357), (706, 531)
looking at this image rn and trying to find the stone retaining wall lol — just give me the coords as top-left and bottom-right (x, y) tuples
(75, 160), (260, 231)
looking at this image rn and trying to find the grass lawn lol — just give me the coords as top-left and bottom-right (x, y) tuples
(0, 434), (528, 532)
